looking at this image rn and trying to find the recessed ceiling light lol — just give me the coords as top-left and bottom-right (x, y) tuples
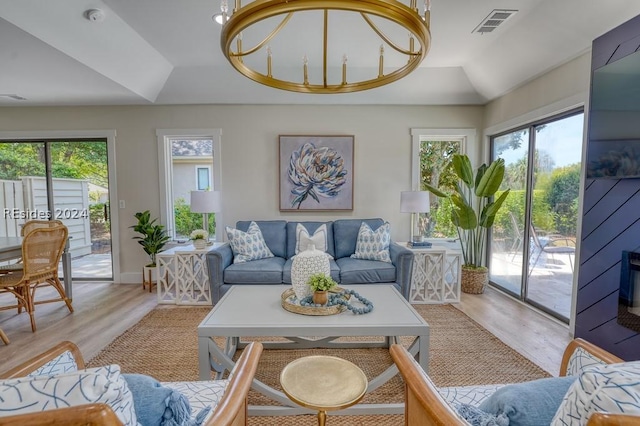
(0, 94), (27, 101)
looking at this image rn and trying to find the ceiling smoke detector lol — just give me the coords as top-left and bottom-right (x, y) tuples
(473, 9), (517, 34)
(85, 9), (105, 23)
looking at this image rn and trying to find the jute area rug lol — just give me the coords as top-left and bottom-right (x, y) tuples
(88, 304), (549, 426)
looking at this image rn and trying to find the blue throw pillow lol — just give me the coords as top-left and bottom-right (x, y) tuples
(478, 376), (576, 426)
(123, 373), (211, 426)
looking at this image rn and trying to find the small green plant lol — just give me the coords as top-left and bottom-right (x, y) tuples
(131, 210), (170, 267)
(307, 273), (337, 292)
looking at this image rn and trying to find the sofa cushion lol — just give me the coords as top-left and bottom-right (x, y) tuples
(236, 220), (287, 259)
(224, 257), (285, 284)
(334, 218), (384, 259)
(283, 257), (340, 284)
(478, 376), (576, 426)
(286, 221), (335, 259)
(336, 257), (396, 283)
(0, 365), (137, 426)
(551, 361), (640, 425)
(350, 222), (391, 262)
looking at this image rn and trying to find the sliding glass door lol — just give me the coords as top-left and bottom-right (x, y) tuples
(0, 140), (112, 280)
(488, 110), (583, 321)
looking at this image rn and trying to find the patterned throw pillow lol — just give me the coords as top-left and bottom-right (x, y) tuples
(27, 350), (78, 377)
(0, 365), (137, 425)
(350, 222), (391, 263)
(551, 361), (640, 425)
(226, 221), (274, 264)
(564, 346), (609, 377)
(295, 223), (330, 256)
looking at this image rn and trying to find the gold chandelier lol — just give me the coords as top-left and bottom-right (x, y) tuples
(217, 0), (431, 94)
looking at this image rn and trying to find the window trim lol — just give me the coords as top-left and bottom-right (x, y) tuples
(156, 128), (222, 241)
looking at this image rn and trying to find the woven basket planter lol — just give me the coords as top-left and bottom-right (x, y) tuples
(461, 266), (488, 294)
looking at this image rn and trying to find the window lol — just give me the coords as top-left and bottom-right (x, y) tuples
(411, 128), (475, 238)
(196, 166), (211, 190)
(156, 129), (222, 241)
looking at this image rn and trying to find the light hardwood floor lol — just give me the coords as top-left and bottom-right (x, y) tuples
(0, 282), (571, 375)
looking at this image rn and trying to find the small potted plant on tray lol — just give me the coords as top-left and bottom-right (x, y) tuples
(307, 273), (337, 305)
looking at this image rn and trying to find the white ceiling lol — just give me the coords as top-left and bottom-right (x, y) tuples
(1, 0), (639, 107)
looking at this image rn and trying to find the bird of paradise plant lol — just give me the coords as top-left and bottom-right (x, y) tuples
(423, 154), (510, 269)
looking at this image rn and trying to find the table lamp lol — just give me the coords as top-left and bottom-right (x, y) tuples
(400, 191), (430, 243)
(190, 190), (221, 243)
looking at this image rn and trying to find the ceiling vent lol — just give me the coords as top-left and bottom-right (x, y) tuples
(473, 9), (517, 34)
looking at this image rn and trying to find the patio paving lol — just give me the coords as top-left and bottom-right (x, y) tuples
(491, 250), (573, 320)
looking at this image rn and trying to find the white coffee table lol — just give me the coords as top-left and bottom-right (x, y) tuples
(197, 284), (430, 416)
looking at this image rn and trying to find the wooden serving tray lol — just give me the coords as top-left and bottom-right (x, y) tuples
(281, 287), (350, 316)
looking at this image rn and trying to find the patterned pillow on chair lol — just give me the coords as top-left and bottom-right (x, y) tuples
(27, 350), (79, 377)
(0, 365), (137, 426)
(350, 222), (391, 263)
(225, 221), (274, 264)
(551, 361), (640, 425)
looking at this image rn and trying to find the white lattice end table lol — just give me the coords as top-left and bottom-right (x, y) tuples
(406, 244), (462, 304)
(156, 243), (221, 305)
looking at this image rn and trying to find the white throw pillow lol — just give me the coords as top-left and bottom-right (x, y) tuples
(0, 364), (137, 425)
(295, 223), (330, 256)
(27, 350), (79, 377)
(350, 222), (391, 263)
(551, 361), (640, 425)
(225, 221), (274, 264)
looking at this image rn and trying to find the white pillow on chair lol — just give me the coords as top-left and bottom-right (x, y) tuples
(551, 361), (640, 425)
(0, 364), (137, 426)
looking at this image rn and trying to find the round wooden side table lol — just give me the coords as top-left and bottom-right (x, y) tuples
(280, 355), (368, 426)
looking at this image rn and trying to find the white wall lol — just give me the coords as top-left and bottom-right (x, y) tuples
(0, 104), (483, 282)
(484, 53), (591, 134)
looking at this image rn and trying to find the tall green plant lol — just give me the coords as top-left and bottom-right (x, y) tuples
(424, 154), (510, 268)
(131, 210), (170, 266)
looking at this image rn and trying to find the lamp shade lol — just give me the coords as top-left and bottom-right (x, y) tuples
(400, 191), (430, 213)
(190, 190), (221, 213)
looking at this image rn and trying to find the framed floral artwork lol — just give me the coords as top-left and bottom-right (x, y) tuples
(279, 135), (354, 211)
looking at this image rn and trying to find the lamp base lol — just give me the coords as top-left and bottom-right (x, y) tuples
(411, 235), (425, 243)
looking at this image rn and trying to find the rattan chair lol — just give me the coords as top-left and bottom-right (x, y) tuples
(0, 225), (73, 332)
(0, 340), (264, 426)
(390, 339), (633, 426)
(0, 328), (8, 345)
(0, 220), (64, 274)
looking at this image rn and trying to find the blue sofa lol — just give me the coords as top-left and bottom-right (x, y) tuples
(206, 218), (414, 304)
